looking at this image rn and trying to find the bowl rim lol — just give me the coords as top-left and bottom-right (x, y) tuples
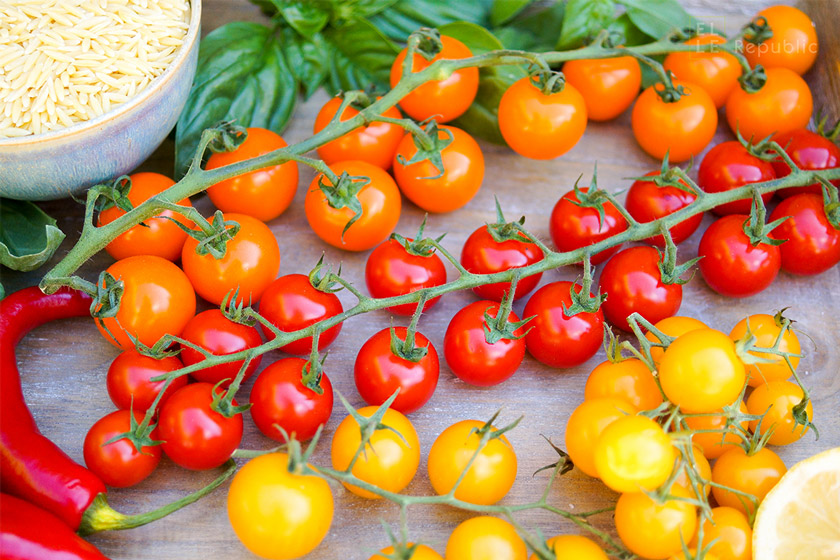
(0, 0), (202, 147)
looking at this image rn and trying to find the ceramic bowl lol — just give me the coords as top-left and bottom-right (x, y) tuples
(0, 0), (202, 201)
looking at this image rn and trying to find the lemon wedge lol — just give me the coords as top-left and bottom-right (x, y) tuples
(753, 446), (840, 559)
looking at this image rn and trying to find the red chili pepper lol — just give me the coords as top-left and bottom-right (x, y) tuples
(0, 493), (110, 559)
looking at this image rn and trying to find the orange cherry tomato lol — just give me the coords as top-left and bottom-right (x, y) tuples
(729, 313), (800, 387)
(392, 125), (484, 213)
(498, 77), (587, 159)
(305, 160), (402, 251)
(563, 56), (641, 121)
(530, 535), (608, 560)
(445, 516), (526, 560)
(97, 172), (192, 262)
(725, 67), (812, 141)
(672, 445), (712, 500)
(743, 5), (819, 75)
(390, 35), (479, 123)
(685, 401), (749, 460)
(594, 415), (675, 493)
(746, 380), (813, 445)
(313, 97), (404, 169)
(615, 487), (697, 559)
(663, 34), (742, 108)
(690, 506), (752, 560)
(205, 128), (298, 222)
(181, 212), (281, 306)
(711, 446), (787, 516)
(645, 316), (708, 367)
(584, 358), (663, 411)
(631, 80), (717, 162)
(565, 398), (637, 478)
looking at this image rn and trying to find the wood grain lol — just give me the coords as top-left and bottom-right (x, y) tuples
(3, 1), (838, 559)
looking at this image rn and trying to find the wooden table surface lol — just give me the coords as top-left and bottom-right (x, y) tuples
(3, 1), (838, 559)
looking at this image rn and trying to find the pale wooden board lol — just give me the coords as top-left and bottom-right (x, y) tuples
(3, 1), (838, 558)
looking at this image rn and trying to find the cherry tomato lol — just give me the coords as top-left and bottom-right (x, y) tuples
(769, 193), (840, 275)
(227, 452), (333, 560)
(672, 445), (712, 500)
(460, 225), (543, 301)
(330, 406), (420, 499)
(97, 172), (192, 262)
(530, 535), (608, 560)
(549, 187), (628, 265)
(498, 77), (587, 159)
(565, 398), (638, 478)
(96, 255), (196, 349)
(392, 125), (484, 213)
(697, 141), (776, 216)
(313, 96), (404, 169)
(427, 419), (517, 506)
(599, 246), (683, 331)
(698, 214), (781, 298)
(631, 80), (717, 162)
(729, 313), (800, 386)
(771, 129), (840, 198)
(743, 5), (819, 75)
(179, 309), (263, 386)
(83, 410), (161, 488)
(658, 328), (746, 413)
(562, 56), (641, 121)
(624, 171), (702, 246)
(594, 415), (675, 492)
(365, 238), (446, 315)
(305, 160), (401, 251)
(181, 212), (281, 306)
(445, 516), (527, 560)
(663, 34), (741, 108)
(370, 544), (442, 560)
(354, 327), (439, 414)
(258, 274), (343, 356)
(389, 35), (479, 123)
(584, 358), (663, 411)
(711, 446), (787, 516)
(106, 350), (188, 413)
(157, 382), (244, 471)
(523, 281), (605, 368)
(615, 487), (697, 560)
(443, 300), (526, 386)
(205, 128), (298, 222)
(645, 315), (708, 367)
(747, 380), (813, 446)
(685, 402), (749, 460)
(249, 357), (333, 442)
(690, 506), (752, 560)
(725, 67), (812, 141)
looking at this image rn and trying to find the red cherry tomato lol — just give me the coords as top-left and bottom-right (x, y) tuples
(205, 128), (299, 222)
(179, 309), (263, 386)
(771, 129), (840, 198)
(562, 56), (641, 121)
(83, 410), (161, 488)
(743, 5), (819, 75)
(599, 246), (683, 331)
(365, 238), (447, 316)
(460, 225), (544, 302)
(769, 193), (840, 275)
(725, 67), (812, 141)
(313, 97), (404, 169)
(389, 35), (478, 123)
(523, 281), (604, 368)
(698, 215), (781, 297)
(624, 171), (702, 246)
(106, 350), (188, 413)
(354, 327), (440, 414)
(697, 141), (776, 216)
(444, 301), (526, 386)
(157, 382), (244, 471)
(258, 274), (344, 356)
(549, 187), (628, 265)
(498, 77), (587, 160)
(663, 34), (741, 109)
(249, 357), (334, 442)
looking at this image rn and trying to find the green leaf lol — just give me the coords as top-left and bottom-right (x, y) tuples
(280, 28), (330, 99)
(175, 22), (297, 178)
(490, 0), (533, 26)
(277, 1), (330, 38)
(619, 0), (696, 39)
(0, 199), (65, 272)
(322, 18), (399, 94)
(556, 0), (615, 50)
(369, 0), (492, 42)
(329, 0), (400, 20)
(607, 12), (649, 46)
(640, 54), (666, 88)
(495, 2), (564, 52)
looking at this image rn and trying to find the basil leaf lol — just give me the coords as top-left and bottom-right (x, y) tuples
(329, 0), (400, 20)
(175, 22), (296, 178)
(0, 199), (65, 273)
(369, 0), (492, 42)
(441, 22), (526, 145)
(619, 0), (696, 39)
(640, 55), (666, 88)
(277, 1), (330, 38)
(495, 2), (564, 52)
(556, 0), (615, 50)
(607, 12), (649, 46)
(281, 28), (330, 99)
(322, 18), (399, 93)
(490, 0), (533, 27)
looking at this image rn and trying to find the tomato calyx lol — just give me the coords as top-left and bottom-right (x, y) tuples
(652, 72), (689, 103)
(737, 65), (768, 94)
(820, 177), (840, 229)
(562, 258), (606, 316)
(90, 175), (134, 215)
(390, 216), (444, 258)
(181, 210), (241, 259)
(407, 27), (443, 62)
(468, 410), (522, 449)
(603, 325), (628, 364)
(528, 68), (566, 95)
(394, 120), (454, 180)
(567, 169), (617, 231)
(316, 171), (371, 238)
(220, 289), (258, 327)
(103, 406), (163, 454)
(741, 191), (788, 247)
(657, 227), (702, 285)
(389, 297), (430, 363)
(483, 276), (534, 344)
(301, 338), (329, 395)
(205, 121), (248, 155)
(743, 15), (773, 50)
(486, 196), (530, 244)
(336, 389), (407, 451)
(211, 378), (252, 418)
(815, 113), (840, 142)
(308, 254), (345, 293)
(533, 434), (574, 477)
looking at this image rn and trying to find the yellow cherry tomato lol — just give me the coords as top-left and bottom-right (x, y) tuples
(594, 415), (675, 493)
(672, 445), (712, 500)
(711, 446), (787, 516)
(746, 380), (813, 445)
(615, 487), (697, 560)
(565, 398), (638, 478)
(445, 516), (526, 560)
(529, 535), (608, 560)
(690, 506), (752, 560)
(584, 358), (663, 411)
(646, 316), (708, 367)
(729, 313), (800, 387)
(685, 401), (750, 460)
(370, 544), (443, 560)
